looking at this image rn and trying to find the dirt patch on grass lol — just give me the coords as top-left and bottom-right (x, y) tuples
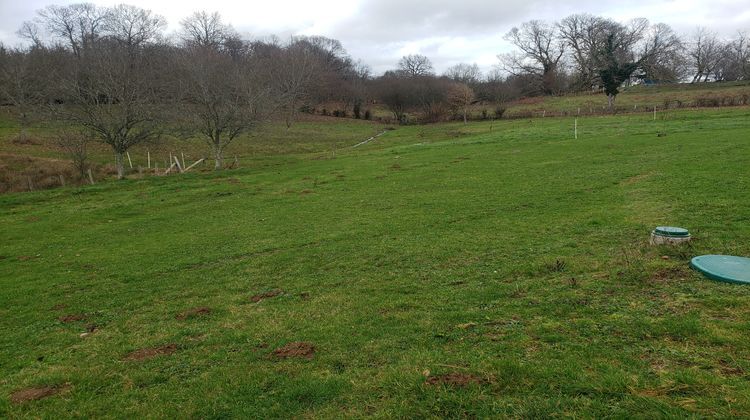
(621, 172), (654, 185)
(250, 289), (283, 303)
(425, 372), (484, 387)
(176, 307), (212, 320)
(273, 342), (315, 360)
(124, 344), (178, 361)
(58, 314), (86, 323)
(17, 255), (37, 261)
(652, 266), (691, 282)
(300, 189), (314, 194)
(10, 384), (70, 404)
(718, 359), (744, 376)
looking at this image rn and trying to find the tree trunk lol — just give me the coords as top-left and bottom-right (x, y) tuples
(115, 151), (125, 180)
(213, 144), (223, 170)
(463, 108), (467, 124)
(607, 94), (616, 112)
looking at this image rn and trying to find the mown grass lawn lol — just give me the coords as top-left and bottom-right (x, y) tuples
(1, 108), (750, 417)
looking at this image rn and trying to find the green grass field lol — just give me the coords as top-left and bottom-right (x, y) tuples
(2, 106), (750, 417)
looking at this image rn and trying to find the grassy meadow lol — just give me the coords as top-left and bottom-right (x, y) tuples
(1, 103), (750, 416)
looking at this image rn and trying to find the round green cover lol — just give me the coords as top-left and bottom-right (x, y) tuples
(654, 226), (690, 237)
(691, 255), (750, 285)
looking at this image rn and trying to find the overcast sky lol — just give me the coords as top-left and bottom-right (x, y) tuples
(2, 0), (749, 74)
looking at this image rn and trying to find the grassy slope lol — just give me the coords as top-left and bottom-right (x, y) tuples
(503, 81), (750, 116)
(365, 81), (750, 121)
(0, 110), (382, 165)
(1, 108), (750, 416)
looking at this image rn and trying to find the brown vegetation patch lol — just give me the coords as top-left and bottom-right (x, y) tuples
(652, 266), (690, 282)
(58, 314), (86, 323)
(718, 359), (745, 376)
(124, 344), (178, 361)
(300, 189), (313, 194)
(175, 306), (212, 320)
(425, 372), (484, 387)
(0, 153), (105, 194)
(10, 384), (70, 404)
(273, 341), (315, 360)
(250, 289), (283, 303)
(17, 255), (37, 261)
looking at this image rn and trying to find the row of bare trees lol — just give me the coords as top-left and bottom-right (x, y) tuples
(500, 14), (750, 102)
(0, 3), (370, 178)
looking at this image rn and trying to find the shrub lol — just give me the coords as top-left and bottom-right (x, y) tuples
(494, 106), (506, 119)
(364, 109), (371, 120)
(353, 102), (361, 119)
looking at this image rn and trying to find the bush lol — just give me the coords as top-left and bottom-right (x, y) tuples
(494, 106), (506, 119)
(353, 102), (361, 119)
(481, 109), (488, 120)
(364, 109), (371, 120)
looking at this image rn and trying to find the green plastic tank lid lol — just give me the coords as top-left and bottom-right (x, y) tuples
(654, 226), (690, 237)
(691, 255), (750, 285)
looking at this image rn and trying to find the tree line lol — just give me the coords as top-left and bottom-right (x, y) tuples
(0, 4), (748, 179)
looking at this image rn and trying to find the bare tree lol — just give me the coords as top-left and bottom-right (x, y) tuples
(0, 45), (51, 141)
(176, 29), (273, 169)
(638, 23), (686, 82)
(17, 21), (43, 48)
(559, 14), (614, 90)
(103, 4), (166, 52)
(179, 11), (234, 49)
(55, 130), (92, 179)
(689, 28), (722, 82)
(37, 3), (109, 57)
(715, 32), (749, 81)
(398, 54), (434, 77)
(444, 63), (482, 85)
(502, 20), (566, 95)
(447, 83), (475, 124)
(272, 42), (319, 128)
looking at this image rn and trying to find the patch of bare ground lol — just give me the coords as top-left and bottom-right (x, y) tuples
(425, 372), (484, 387)
(651, 266), (691, 282)
(718, 359), (745, 376)
(58, 314), (86, 323)
(250, 289), (283, 303)
(273, 342), (315, 360)
(124, 344), (178, 361)
(175, 307), (212, 320)
(10, 384), (70, 404)
(620, 172), (654, 185)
